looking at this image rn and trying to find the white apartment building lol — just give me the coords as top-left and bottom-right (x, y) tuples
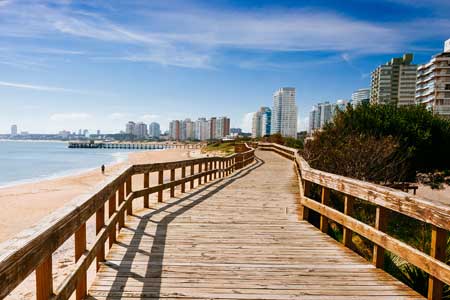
(125, 121), (135, 135)
(148, 122), (160, 138)
(416, 39), (450, 118)
(135, 122), (148, 138)
(351, 88), (370, 107)
(371, 54), (417, 106)
(271, 87), (298, 138)
(195, 118), (210, 141)
(252, 107), (271, 138)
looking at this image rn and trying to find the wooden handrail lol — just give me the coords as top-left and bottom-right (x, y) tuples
(261, 142), (450, 300)
(0, 143), (255, 299)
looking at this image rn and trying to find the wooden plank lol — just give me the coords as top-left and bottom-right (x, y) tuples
(198, 163), (202, 185)
(96, 204), (105, 271)
(75, 223), (87, 300)
(143, 172), (150, 208)
(158, 170), (163, 202)
(343, 195), (354, 249)
(301, 181), (310, 221)
(36, 255), (53, 300)
(118, 183), (125, 229)
(373, 206), (388, 268)
(320, 187), (330, 233)
(181, 166), (186, 193)
(108, 193), (116, 248)
(170, 169), (175, 197)
(126, 176), (132, 215)
(427, 226), (447, 300)
(190, 164), (194, 189)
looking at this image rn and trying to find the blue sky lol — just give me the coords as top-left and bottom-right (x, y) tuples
(0, 0), (449, 133)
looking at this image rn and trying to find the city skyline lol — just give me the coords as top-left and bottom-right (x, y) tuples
(1, 1), (450, 134)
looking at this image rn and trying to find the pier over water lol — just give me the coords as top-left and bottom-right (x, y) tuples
(0, 143), (449, 299)
(68, 142), (203, 150)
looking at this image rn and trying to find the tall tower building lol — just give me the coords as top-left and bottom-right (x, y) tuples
(10, 124), (18, 136)
(149, 122), (160, 139)
(215, 117), (230, 139)
(169, 120), (180, 140)
(125, 121), (136, 135)
(271, 87), (298, 138)
(252, 107), (271, 138)
(370, 54), (417, 106)
(416, 39), (450, 118)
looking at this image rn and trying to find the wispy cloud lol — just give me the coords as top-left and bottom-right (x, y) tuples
(240, 112), (254, 133)
(0, 1), (449, 70)
(50, 112), (92, 121)
(108, 112), (128, 120)
(0, 80), (115, 96)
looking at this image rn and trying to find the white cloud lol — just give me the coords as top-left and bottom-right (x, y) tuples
(50, 113), (92, 121)
(0, 80), (116, 96)
(240, 112), (254, 133)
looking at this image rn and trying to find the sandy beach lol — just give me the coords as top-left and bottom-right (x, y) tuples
(1, 148), (203, 299)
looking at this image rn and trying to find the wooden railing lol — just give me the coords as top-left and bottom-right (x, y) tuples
(0, 144), (255, 300)
(259, 142), (450, 300)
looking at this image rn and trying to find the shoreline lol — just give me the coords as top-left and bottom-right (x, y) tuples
(0, 148), (201, 243)
(0, 149), (134, 189)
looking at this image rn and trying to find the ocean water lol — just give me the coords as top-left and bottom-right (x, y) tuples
(0, 141), (143, 187)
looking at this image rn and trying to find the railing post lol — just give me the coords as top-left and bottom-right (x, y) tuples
(75, 223), (87, 300)
(204, 161), (209, 183)
(170, 169), (175, 197)
(190, 164), (194, 189)
(343, 195), (354, 249)
(320, 187), (330, 233)
(143, 172), (149, 208)
(126, 176), (132, 215)
(36, 256), (53, 300)
(96, 203), (105, 271)
(209, 161), (213, 181)
(198, 163), (202, 185)
(109, 193), (116, 248)
(427, 225), (447, 300)
(118, 183), (125, 229)
(213, 160), (217, 179)
(181, 166), (186, 193)
(300, 180), (310, 221)
(373, 206), (388, 268)
(158, 170), (163, 202)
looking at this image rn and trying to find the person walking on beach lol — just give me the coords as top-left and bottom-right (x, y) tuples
(101, 164), (105, 174)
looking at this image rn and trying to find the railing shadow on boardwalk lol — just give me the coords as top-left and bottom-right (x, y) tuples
(98, 157), (265, 299)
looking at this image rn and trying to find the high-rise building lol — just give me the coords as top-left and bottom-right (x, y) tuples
(135, 122), (148, 138)
(271, 87), (297, 138)
(370, 54), (417, 106)
(416, 39), (450, 118)
(351, 88), (370, 107)
(308, 105), (320, 133)
(195, 118), (209, 141)
(184, 119), (195, 140)
(216, 117), (230, 139)
(125, 121), (136, 135)
(209, 117), (217, 140)
(308, 100), (343, 133)
(252, 112), (262, 138)
(149, 122), (161, 139)
(252, 107), (271, 138)
(169, 120), (181, 140)
(10, 124), (17, 135)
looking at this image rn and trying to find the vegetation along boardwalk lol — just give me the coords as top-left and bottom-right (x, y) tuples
(2, 143), (449, 299)
(88, 150), (422, 299)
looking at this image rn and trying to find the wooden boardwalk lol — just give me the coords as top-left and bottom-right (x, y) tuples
(88, 150), (423, 299)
